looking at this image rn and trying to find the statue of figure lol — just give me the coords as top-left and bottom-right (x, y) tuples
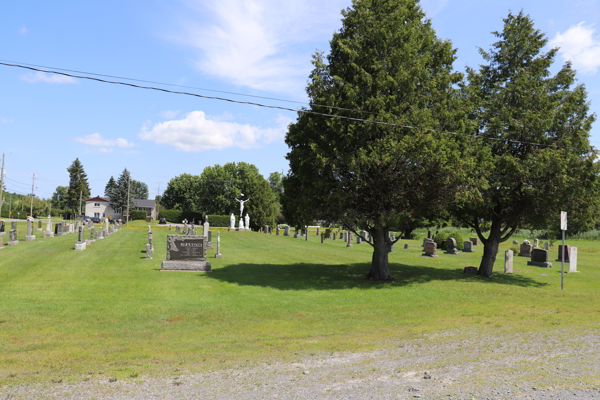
(230, 213), (235, 228)
(235, 198), (250, 216)
(244, 213), (250, 230)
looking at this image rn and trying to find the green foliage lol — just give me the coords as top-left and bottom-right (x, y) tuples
(408, 232), (420, 241)
(510, 244), (520, 255)
(448, 231), (464, 251)
(434, 232), (449, 249)
(52, 186), (69, 209)
(130, 180), (149, 200)
(104, 176), (117, 199)
(130, 210), (147, 221)
(109, 169), (136, 216)
(282, 0), (476, 279)
(268, 172), (284, 202)
(180, 211), (203, 224)
(66, 158), (90, 212)
(160, 173), (202, 212)
(161, 163), (277, 230)
(158, 209), (182, 223)
(207, 215), (237, 227)
(452, 11), (598, 276)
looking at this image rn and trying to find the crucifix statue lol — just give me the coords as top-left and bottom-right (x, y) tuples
(235, 197), (250, 217)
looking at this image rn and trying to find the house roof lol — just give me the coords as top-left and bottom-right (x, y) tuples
(133, 199), (156, 208)
(84, 196), (110, 202)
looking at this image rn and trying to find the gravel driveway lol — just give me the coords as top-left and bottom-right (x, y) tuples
(3, 329), (599, 399)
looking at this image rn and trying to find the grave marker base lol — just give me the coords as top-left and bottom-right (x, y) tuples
(75, 242), (87, 251)
(7, 241), (19, 246)
(161, 261), (212, 271)
(25, 235), (36, 241)
(527, 261), (552, 268)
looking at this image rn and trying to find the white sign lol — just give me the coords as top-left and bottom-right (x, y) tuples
(560, 211), (567, 231)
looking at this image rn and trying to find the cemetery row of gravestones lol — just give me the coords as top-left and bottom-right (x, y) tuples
(0, 217), (121, 251)
(423, 233), (580, 274)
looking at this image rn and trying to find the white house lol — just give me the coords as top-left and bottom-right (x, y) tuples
(84, 196), (157, 220)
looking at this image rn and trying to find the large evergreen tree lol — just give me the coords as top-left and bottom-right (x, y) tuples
(66, 158), (90, 214)
(453, 12), (598, 278)
(109, 168), (135, 217)
(104, 176), (117, 199)
(282, 0), (474, 280)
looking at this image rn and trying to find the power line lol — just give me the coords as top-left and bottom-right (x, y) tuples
(0, 61), (596, 153)
(0, 58), (385, 118)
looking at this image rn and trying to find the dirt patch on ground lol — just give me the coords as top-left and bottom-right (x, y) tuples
(2, 329), (599, 399)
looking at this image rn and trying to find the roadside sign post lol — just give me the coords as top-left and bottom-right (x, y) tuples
(560, 211), (567, 290)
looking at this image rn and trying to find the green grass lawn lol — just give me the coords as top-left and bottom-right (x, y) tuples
(0, 226), (598, 385)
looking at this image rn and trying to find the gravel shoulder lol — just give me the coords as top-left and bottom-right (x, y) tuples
(3, 329), (599, 399)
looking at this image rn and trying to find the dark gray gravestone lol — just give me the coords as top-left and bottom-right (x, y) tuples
(444, 238), (460, 255)
(161, 235), (212, 271)
(0, 221), (5, 237)
(556, 245), (571, 262)
(528, 249), (552, 268)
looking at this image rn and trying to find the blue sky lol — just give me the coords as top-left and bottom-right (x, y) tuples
(1, 0), (599, 200)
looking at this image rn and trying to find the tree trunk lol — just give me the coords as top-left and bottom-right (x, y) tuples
(478, 224), (501, 278)
(366, 227), (393, 280)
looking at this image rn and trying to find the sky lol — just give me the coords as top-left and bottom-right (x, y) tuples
(1, 0), (600, 201)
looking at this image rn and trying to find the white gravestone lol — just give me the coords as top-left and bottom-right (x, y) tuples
(230, 213), (235, 229)
(568, 247), (579, 273)
(215, 232), (222, 258)
(244, 214), (250, 231)
(504, 249), (513, 273)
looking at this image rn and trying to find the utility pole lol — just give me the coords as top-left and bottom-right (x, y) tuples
(30, 173), (36, 217)
(126, 174), (131, 226)
(0, 153), (4, 217)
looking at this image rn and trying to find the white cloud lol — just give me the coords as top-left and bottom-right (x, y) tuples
(98, 147), (114, 153)
(160, 110), (180, 119)
(75, 133), (135, 148)
(169, 0), (347, 96)
(0, 117), (12, 123)
(139, 110), (291, 152)
(21, 71), (77, 84)
(549, 22), (600, 74)
(19, 26), (28, 35)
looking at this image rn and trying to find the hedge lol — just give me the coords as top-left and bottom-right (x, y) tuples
(131, 210), (147, 221)
(158, 209), (205, 224)
(207, 215), (238, 227)
(158, 209), (182, 223)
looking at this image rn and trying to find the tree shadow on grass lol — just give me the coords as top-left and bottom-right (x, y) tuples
(205, 262), (548, 291)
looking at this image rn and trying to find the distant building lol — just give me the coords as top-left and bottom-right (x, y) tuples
(84, 196), (157, 220)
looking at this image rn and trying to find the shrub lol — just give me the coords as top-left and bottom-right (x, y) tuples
(434, 232), (449, 249)
(130, 210), (147, 221)
(409, 232), (419, 241)
(207, 215), (237, 227)
(181, 211), (204, 224)
(449, 231), (464, 251)
(158, 209), (182, 223)
(325, 228), (332, 239)
(510, 244), (520, 255)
